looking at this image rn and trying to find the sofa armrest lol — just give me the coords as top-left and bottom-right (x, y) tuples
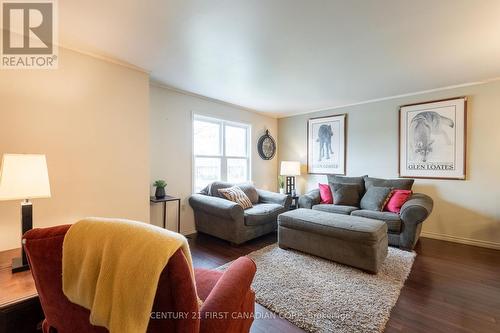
(257, 189), (291, 209)
(298, 189), (321, 209)
(189, 194), (244, 220)
(400, 193), (434, 225)
(199, 257), (257, 333)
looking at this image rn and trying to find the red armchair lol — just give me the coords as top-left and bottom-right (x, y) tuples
(23, 225), (256, 333)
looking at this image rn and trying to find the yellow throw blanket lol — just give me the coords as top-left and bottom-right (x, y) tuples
(62, 218), (197, 333)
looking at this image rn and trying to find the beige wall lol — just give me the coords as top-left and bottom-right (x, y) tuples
(150, 84), (278, 234)
(278, 80), (500, 249)
(0, 48), (150, 251)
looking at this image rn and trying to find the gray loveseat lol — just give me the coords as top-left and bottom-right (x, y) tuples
(189, 181), (292, 245)
(298, 175), (433, 250)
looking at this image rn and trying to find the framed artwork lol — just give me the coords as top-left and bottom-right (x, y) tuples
(399, 97), (467, 179)
(307, 114), (346, 175)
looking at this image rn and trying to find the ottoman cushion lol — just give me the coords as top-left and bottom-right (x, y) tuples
(279, 209), (386, 244)
(312, 204), (358, 215)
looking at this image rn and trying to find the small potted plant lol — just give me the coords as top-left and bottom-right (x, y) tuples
(153, 180), (167, 199)
(278, 176), (285, 194)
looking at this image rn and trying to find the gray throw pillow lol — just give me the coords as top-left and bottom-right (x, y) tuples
(364, 176), (414, 191)
(360, 186), (393, 211)
(327, 175), (368, 194)
(331, 183), (362, 206)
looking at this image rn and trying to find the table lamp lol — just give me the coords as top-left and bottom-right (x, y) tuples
(0, 154), (51, 273)
(280, 161), (300, 196)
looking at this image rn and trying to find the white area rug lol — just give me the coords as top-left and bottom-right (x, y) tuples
(218, 244), (416, 333)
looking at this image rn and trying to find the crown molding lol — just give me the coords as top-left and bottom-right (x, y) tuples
(0, 28), (149, 74)
(278, 77), (500, 119)
(61, 45), (150, 74)
(150, 80), (278, 119)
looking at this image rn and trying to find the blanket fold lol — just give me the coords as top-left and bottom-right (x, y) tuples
(62, 218), (197, 333)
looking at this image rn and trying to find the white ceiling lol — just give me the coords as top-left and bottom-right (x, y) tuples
(59, 0), (500, 117)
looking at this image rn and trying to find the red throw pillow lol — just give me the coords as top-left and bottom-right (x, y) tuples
(384, 190), (412, 213)
(318, 183), (333, 204)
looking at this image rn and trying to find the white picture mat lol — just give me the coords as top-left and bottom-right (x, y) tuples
(308, 114), (346, 175)
(399, 98), (466, 179)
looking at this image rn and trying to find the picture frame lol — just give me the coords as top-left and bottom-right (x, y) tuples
(307, 114), (346, 175)
(399, 97), (467, 180)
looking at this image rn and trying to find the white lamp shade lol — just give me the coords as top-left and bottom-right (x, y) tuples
(0, 154), (51, 201)
(280, 161), (301, 176)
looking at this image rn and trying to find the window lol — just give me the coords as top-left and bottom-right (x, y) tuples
(193, 115), (251, 192)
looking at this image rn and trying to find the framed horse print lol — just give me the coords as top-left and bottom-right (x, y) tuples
(399, 97), (467, 180)
(307, 114), (346, 175)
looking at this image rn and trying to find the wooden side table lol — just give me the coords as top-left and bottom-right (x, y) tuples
(290, 195), (299, 210)
(150, 195), (181, 233)
(0, 249), (43, 333)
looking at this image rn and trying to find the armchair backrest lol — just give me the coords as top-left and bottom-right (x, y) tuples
(23, 225), (200, 333)
(202, 181), (259, 204)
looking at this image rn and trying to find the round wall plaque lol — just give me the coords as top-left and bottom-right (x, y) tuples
(257, 130), (276, 160)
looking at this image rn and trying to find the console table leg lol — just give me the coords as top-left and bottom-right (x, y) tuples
(177, 199), (181, 233)
(163, 202), (167, 229)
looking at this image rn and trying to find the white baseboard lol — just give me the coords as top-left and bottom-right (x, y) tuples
(182, 229), (197, 236)
(420, 231), (500, 250)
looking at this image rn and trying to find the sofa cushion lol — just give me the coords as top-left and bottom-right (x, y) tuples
(331, 183), (362, 206)
(327, 175), (367, 193)
(244, 203), (285, 226)
(364, 176), (414, 191)
(351, 209), (402, 233)
(360, 186), (393, 211)
(312, 204), (358, 215)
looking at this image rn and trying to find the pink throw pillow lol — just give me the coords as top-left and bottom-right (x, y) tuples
(384, 190), (412, 213)
(318, 183), (333, 204)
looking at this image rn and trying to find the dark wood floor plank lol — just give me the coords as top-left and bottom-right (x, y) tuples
(188, 233), (500, 333)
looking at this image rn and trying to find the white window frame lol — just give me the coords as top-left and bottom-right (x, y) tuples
(192, 114), (252, 192)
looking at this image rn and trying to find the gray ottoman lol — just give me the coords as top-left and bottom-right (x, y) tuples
(278, 208), (388, 273)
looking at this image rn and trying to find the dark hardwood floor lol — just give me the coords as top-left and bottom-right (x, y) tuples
(188, 233), (500, 333)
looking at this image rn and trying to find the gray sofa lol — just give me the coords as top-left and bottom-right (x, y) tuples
(189, 181), (292, 245)
(298, 175), (433, 250)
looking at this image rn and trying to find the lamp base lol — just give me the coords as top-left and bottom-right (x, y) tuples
(11, 200), (33, 273)
(285, 176), (296, 195)
(12, 256), (30, 273)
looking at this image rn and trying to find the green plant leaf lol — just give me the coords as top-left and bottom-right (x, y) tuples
(153, 180), (167, 187)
